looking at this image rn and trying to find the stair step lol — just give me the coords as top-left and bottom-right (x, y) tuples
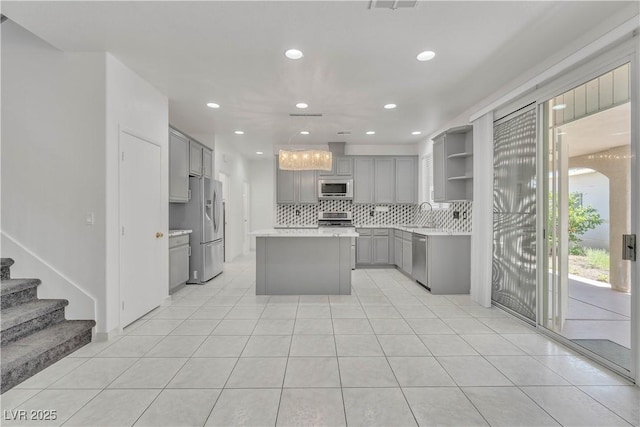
(1, 320), (95, 393)
(1, 279), (41, 309)
(1, 258), (14, 280)
(1, 299), (69, 345)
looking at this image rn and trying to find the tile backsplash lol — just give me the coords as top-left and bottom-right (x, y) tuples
(276, 200), (472, 232)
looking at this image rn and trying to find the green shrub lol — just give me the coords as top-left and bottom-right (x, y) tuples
(585, 248), (610, 270)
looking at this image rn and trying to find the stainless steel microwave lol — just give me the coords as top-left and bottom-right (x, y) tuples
(318, 179), (353, 199)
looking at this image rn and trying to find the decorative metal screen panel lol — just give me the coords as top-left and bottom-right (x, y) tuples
(492, 108), (537, 321)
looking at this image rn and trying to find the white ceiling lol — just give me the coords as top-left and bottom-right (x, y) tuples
(562, 103), (630, 158)
(3, 1), (638, 158)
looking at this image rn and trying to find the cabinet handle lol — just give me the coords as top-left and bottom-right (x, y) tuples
(188, 246), (191, 256)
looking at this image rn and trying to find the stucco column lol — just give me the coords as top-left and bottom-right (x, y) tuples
(569, 145), (630, 293)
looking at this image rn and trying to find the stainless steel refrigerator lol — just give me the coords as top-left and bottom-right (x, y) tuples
(178, 177), (224, 283)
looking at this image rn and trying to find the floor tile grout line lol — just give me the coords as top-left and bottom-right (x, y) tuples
(575, 385), (638, 426)
(273, 298), (299, 427)
(360, 269), (419, 426)
(330, 298), (349, 426)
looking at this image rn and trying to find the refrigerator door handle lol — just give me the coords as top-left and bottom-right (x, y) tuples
(212, 192), (219, 232)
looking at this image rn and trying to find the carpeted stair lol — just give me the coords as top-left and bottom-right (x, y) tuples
(0, 258), (95, 393)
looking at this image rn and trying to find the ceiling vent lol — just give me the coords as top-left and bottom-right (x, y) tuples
(369, 0), (418, 10)
(289, 113), (323, 117)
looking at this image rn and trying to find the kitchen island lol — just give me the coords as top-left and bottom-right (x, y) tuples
(250, 228), (358, 295)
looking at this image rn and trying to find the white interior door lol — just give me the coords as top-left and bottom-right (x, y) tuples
(120, 131), (162, 327)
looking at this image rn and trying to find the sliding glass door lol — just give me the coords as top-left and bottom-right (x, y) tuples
(542, 63), (634, 376)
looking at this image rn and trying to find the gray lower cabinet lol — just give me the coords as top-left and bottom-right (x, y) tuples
(169, 234), (190, 294)
(355, 229), (372, 264)
(356, 229), (393, 266)
(276, 162), (317, 204)
(425, 235), (471, 294)
(394, 235), (402, 267)
(169, 130), (190, 203)
(401, 231), (412, 275)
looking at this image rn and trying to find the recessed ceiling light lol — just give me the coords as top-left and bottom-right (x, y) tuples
(416, 51), (436, 62)
(285, 49), (303, 60)
(552, 104), (567, 110)
(256, 151), (264, 155)
(366, 131), (376, 135)
(206, 102), (220, 109)
(412, 131), (422, 135)
(383, 103), (397, 109)
(296, 103), (308, 109)
(234, 130), (244, 135)
(300, 131), (310, 135)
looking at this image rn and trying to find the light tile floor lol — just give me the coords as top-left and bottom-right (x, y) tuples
(2, 255), (638, 427)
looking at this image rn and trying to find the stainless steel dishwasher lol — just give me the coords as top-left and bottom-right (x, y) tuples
(412, 233), (427, 288)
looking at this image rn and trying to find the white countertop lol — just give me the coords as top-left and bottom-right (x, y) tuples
(168, 229), (193, 237)
(389, 226), (471, 236)
(251, 228), (359, 238)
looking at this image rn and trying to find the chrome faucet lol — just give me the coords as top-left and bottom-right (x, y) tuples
(412, 202), (438, 228)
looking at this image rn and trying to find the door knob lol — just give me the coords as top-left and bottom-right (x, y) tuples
(156, 232), (164, 238)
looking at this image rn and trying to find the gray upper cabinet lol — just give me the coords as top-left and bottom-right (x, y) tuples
(395, 157), (417, 203)
(276, 160), (317, 204)
(189, 140), (203, 176)
(169, 130), (190, 203)
(374, 158), (395, 203)
(433, 126), (473, 202)
(276, 167), (296, 204)
(203, 148), (213, 179)
(318, 156), (353, 177)
(297, 170), (317, 204)
(335, 157), (353, 176)
(353, 156), (417, 204)
(354, 157), (375, 204)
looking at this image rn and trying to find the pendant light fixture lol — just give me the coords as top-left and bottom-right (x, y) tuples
(278, 149), (332, 171)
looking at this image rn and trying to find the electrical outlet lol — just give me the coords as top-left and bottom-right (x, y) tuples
(296, 209), (301, 216)
(370, 210), (375, 217)
(462, 211), (467, 220)
(453, 211), (460, 219)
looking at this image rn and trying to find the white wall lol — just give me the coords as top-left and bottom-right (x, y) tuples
(104, 53), (168, 334)
(345, 144), (418, 156)
(212, 137), (250, 261)
(1, 21), (105, 323)
(248, 158), (275, 250)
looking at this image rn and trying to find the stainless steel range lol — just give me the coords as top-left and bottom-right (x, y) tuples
(318, 211), (353, 227)
(318, 212), (355, 269)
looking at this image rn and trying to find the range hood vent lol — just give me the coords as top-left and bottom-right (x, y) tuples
(337, 131), (352, 135)
(289, 113), (323, 117)
(328, 142), (346, 156)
